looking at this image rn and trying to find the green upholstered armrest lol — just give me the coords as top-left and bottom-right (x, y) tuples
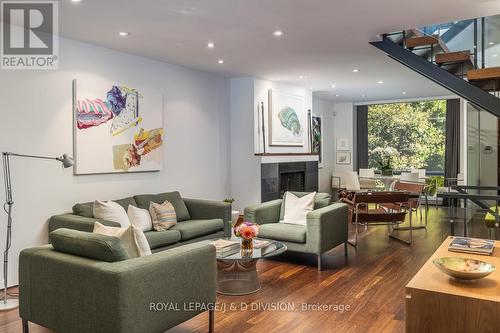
(50, 228), (130, 262)
(183, 198), (232, 236)
(19, 242), (216, 333)
(48, 214), (121, 234)
(306, 203), (349, 254)
(244, 199), (282, 225)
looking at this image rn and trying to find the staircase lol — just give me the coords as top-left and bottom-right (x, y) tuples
(371, 18), (500, 117)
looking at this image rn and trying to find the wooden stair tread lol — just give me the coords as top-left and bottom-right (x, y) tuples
(405, 35), (439, 49)
(435, 50), (473, 65)
(467, 67), (500, 81)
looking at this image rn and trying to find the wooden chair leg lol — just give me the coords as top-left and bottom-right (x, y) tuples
(344, 242), (348, 257)
(208, 310), (214, 332)
(22, 320), (29, 333)
(317, 255), (322, 271)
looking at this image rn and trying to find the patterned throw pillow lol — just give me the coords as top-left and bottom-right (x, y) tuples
(149, 200), (177, 231)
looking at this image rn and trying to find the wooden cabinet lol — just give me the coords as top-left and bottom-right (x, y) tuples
(406, 237), (500, 333)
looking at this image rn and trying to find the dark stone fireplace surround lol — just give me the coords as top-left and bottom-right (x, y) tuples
(261, 161), (319, 202)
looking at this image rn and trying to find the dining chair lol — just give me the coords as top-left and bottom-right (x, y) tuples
(341, 191), (412, 246)
(332, 171), (361, 192)
(436, 173), (465, 208)
(344, 171), (361, 191)
(382, 181), (427, 226)
(358, 168), (380, 190)
(359, 168), (375, 178)
(400, 172), (420, 182)
(411, 168), (426, 179)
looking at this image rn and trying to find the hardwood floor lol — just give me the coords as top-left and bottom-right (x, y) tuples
(0, 207), (487, 333)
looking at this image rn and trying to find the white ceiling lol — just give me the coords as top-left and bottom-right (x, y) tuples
(59, 0), (500, 102)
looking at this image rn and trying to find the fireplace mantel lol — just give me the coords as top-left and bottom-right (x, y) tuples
(256, 153), (319, 164)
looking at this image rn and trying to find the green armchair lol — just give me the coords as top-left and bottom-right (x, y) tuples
(244, 192), (348, 270)
(19, 230), (217, 333)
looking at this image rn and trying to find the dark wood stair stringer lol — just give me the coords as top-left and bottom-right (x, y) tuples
(370, 37), (500, 118)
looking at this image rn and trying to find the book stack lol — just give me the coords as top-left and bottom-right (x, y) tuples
(211, 239), (240, 256)
(448, 237), (495, 256)
(253, 239), (271, 249)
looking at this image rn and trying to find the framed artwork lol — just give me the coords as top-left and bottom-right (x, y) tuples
(268, 89), (305, 146)
(73, 79), (163, 175)
(337, 137), (349, 150)
(336, 151), (351, 165)
(312, 115), (323, 168)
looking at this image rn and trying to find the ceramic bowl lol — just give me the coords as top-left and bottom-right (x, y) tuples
(433, 257), (495, 280)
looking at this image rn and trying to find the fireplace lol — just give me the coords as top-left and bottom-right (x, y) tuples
(261, 161), (318, 202)
(279, 171), (305, 197)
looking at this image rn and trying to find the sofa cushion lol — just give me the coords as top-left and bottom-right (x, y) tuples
(149, 200), (177, 231)
(171, 219), (224, 241)
(144, 230), (181, 249)
(279, 192), (331, 220)
(93, 200), (130, 227)
(73, 197), (137, 218)
(50, 228), (130, 262)
(258, 223), (307, 243)
(134, 191), (191, 221)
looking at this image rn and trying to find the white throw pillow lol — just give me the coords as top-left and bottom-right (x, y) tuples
(280, 192), (316, 225)
(127, 205), (153, 232)
(93, 200), (130, 227)
(93, 222), (151, 257)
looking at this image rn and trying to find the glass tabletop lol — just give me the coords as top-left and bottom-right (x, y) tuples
(209, 238), (287, 260)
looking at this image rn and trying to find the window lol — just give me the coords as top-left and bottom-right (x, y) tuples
(367, 100), (446, 173)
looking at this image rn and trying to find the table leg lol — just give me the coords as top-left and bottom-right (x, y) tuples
(216, 259), (260, 295)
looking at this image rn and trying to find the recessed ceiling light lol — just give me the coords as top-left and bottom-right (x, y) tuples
(331, 84), (336, 88)
(489, 42), (495, 45)
(71, 0), (81, 2)
(377, 80), (384, 84)
(217, 59), (224, 64)
(273, 30), (284, 37)
(352, 68), (360, 73)
(207, 42), (215, 48)
(402, 91), (407, 95)
(335, 94), (340, 97)
(299, 75), (304, 79)
(493, 54), (498, 58)
(119, 32), (130, 37)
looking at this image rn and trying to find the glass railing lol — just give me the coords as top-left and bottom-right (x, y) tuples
(384, 14), (500, 69)
(417, 14), (500, 69)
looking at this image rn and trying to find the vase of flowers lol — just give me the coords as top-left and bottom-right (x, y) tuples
(371, 147), (399, 176)
(234, 222), (259, 254)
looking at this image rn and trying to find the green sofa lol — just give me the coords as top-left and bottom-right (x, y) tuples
(244, 192), (348, 270)
(48, 191), (232, 252)
(19, 228), (216, 333)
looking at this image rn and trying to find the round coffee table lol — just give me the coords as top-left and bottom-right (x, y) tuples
(213, 238), (286, 296)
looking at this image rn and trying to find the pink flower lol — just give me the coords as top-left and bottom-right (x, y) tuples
(234, 222), (259, 240)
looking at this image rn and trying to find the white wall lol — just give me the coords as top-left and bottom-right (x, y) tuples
(312, 98), (335, 193)
(230, 78), (261, 211)
(332, 103), (355, 172)
(254, 79), (313, 154)
(0, 37), (231, 287)
(229, 78), (315, 211)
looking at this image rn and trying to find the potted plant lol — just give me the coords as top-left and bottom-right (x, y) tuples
(371, 147), (399, 176)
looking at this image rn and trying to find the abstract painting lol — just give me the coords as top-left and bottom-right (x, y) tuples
(312, 115), (323, 167)
(73, 79), (163, 174)
(268, 89), (305, 146)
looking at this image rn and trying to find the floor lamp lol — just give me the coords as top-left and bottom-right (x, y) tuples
(1, 152), (73, 311)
